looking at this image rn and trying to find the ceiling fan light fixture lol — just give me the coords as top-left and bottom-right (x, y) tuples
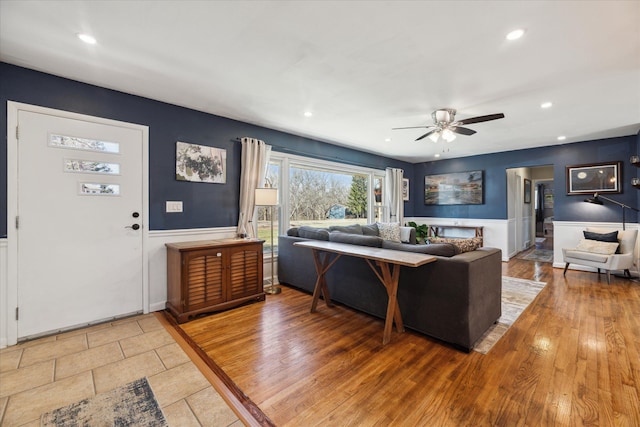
(428, 132), (440, 143)
(442, 128), (456, 142)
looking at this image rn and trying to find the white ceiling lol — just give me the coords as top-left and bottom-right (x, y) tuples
(1, 1), (639, 163)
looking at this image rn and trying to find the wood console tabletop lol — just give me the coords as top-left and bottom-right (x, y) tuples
(293, 240), (436, 345)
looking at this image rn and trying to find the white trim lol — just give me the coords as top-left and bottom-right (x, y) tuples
(4, 102), (150, 348)
(0, 239), (8, 348)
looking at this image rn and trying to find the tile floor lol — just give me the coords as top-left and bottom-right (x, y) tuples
(0, 313), (242, 426)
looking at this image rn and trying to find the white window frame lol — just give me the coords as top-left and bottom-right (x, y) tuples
(269, 151), (386, 236)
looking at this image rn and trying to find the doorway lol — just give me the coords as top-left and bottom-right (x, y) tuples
(6, 102), (149, 345)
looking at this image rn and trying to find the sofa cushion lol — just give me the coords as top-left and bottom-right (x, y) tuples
(330, 231), (383, 247)
(575, 239), (619, 255)
(329, 224), (363, 234)
(298, 226), (330, 240)
(584, 230), (619, 253)
(429, 237), (482, 254)
(361, 223), (379, 236)
(382, 240), (457, 256)
(287, 227), (299, 237)
(376, 222), (401, 242)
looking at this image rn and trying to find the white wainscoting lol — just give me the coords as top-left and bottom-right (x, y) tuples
(404, 217), (511, 262)
(0, 238), (8, 348)
(552, 221), (640, 276)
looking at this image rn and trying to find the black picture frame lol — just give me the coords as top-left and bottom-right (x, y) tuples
(524, 178), (531, 203)
(566, 161), (621, 195)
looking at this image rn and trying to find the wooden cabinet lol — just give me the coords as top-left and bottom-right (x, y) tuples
(165, 239), (265, 323)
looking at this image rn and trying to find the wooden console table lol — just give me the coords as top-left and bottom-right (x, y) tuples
(428, 225), (483, 241)
(293, 240), (436, 345)
(165, 238), (265, 323)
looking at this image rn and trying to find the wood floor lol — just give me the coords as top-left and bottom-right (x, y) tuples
(179, 240), (640, 426)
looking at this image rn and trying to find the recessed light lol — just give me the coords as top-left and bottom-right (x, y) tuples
(557, 136), (566, 141)
(77, 33), (97, 45)
(434, 153), (441, 158)
(506, 29), (525, 41)
(541, 102), (553, 109)
(384, 138), (391, 142)
(303, 111), (313, 117)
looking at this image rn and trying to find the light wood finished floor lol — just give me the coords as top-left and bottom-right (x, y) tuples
(180, 240), (640, 426)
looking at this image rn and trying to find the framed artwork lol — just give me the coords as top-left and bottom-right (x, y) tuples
(402, 178), (409, 201)
(566, 161), (621, 195)
(176, 141), (226, 184)
(524, 178), (531, 203)
(424, 170), (483, 205)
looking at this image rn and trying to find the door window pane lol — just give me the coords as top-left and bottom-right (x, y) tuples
(79, 183), (120, 196)
(50, 134), (120, 154)
(64, 159), (120, 175)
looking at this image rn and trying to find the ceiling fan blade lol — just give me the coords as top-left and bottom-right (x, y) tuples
(456, 113), (505, 125)
(451, 126), (477, 136)
(415, 129), (438, 141)
(392, 125), (434, 130)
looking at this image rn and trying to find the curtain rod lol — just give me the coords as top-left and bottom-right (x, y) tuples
(232, 137), (387, 169)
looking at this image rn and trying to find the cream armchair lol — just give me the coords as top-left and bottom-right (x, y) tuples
(563, 227), (638, 284)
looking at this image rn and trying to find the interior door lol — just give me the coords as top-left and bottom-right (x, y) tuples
(17, 110), (144, 338)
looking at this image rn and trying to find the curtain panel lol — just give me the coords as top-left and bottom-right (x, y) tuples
(384, 167), (404, 225)
(237, 137), (271, 238)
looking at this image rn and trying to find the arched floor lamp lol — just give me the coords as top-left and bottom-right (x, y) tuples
(255, 186), (281, 294)
(584, 192), (639, 230)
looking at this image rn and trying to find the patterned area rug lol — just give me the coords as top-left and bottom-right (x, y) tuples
(520, 249), (553, 263)
(473, 276), (547, 354)
(41, 377), (167, 426)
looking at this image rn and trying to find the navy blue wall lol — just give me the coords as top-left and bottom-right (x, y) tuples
(1, 62), (638, 238)
(412, 135), (638, 224)
(0, 63), (410, 237)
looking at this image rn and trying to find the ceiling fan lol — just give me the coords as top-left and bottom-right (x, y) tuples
(393, 108), (505, 143)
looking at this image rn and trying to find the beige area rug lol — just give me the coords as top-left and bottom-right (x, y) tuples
(41, 377), (167, 426)
(473, 276), (547, 354)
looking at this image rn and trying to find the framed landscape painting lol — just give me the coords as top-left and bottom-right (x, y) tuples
(424, 170), (483, 205)
(176, 141), (226, 184)
(565, 161), (621, 195)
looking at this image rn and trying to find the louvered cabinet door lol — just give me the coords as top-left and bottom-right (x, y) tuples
(227, 242), (263, 300)
(165, 239), (265, 323)
(183, 250), (225, 311)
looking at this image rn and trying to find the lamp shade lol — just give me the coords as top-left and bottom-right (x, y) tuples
(255, 187), (278, 206)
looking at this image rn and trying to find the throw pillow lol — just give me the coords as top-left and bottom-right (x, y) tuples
(399, 226), (413, 243)
(376, 222), (401, 242)
(329, 231), (383, 247)
(575, 239), (619, 255)
(286, 227), (299, 237)
(361, 223), (379, 236)
(329, 224), (363, 235)
(298, 226), (330, 241)
(583, 230), (618, 242)
(584, 230), (619, 253)
(429, 237), (482, 253)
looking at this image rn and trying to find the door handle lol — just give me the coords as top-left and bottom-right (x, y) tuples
(125, 224), (141, 230)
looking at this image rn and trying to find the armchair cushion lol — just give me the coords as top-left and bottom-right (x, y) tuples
(575, 239), (619, 255)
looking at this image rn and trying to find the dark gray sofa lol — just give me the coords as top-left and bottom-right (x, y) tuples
(277, 225), (502, 351)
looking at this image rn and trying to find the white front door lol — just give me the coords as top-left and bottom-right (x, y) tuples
(15, 107), (147, 339)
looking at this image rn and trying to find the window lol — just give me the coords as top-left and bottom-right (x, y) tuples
(258, 152), (385, 255)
